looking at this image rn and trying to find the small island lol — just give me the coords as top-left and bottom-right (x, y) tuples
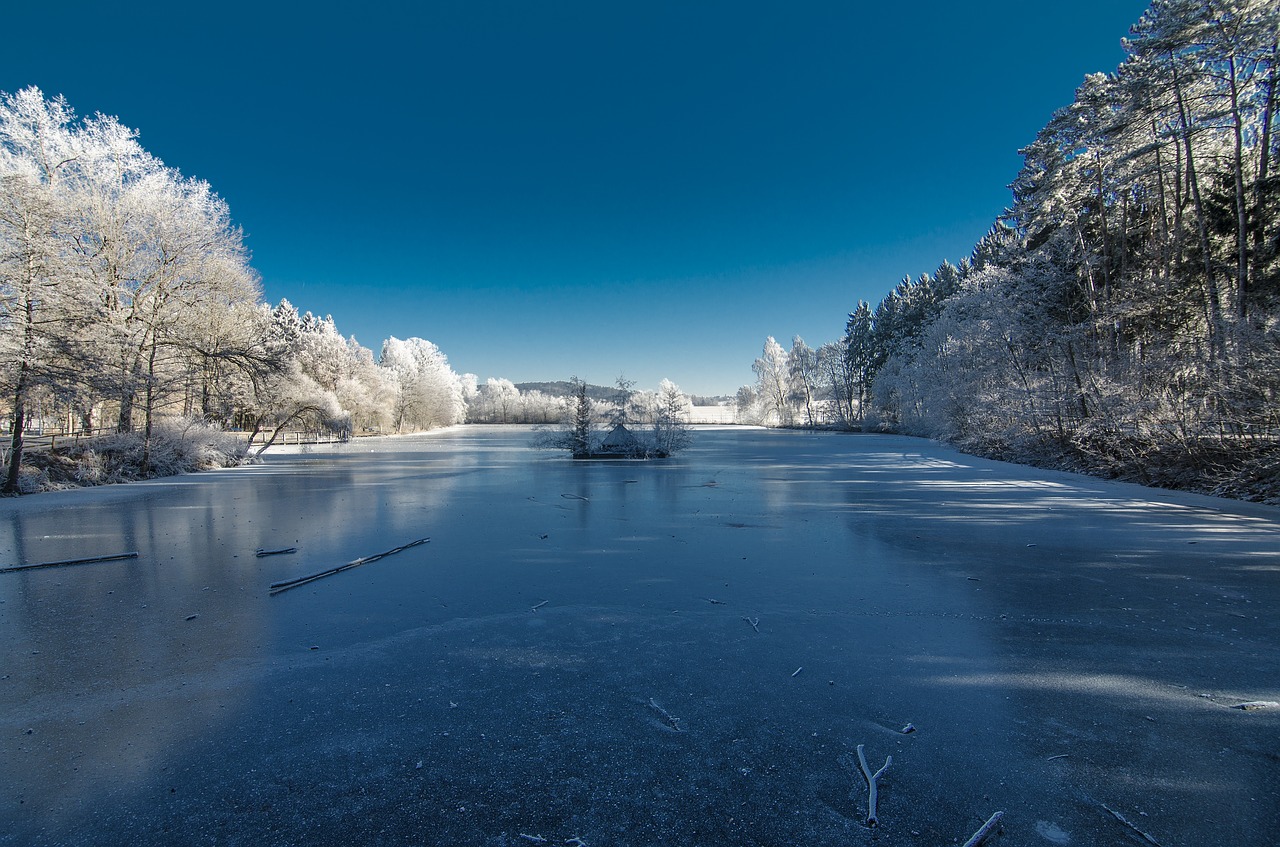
(536, 377), (692, 459)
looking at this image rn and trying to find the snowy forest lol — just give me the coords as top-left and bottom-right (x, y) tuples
(0, 85), (702, 494)
(0, 87), (468, 493)
(741, 1), (1280, 501)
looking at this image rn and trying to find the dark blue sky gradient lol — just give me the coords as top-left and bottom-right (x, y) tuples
(4, 1), (1149, 395)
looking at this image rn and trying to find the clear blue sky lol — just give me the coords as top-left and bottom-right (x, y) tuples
(4, 1), (1148, 396)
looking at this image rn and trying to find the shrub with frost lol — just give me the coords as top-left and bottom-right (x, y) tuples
(6, 416), (249, 493)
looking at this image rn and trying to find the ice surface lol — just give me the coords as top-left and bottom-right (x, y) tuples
(1, 426), (1276, 845)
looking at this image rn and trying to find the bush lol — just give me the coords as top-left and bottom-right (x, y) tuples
(3, 417), (250, 493)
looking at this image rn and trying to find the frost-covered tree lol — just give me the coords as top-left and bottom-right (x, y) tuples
(816, 340), (856, 426)
(651, 378), (693, 455)
(734, 384), (763, 425)
(752, 336), (792, 426)
(336, 342), (397, 433)
(607, 374), (637, 428)
(745, 3), (1279, 496)
(0, 87), (470, 491)
(786, 336), (820, 427)
(0, 89), (91, 492)
(569, 378), (594, 457)
(477, 377), (521, 423)
(520, 389), (567, 424)
(379, 336), (465, 431)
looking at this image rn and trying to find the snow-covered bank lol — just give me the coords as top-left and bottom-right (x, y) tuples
(2, 427), (1276, 845)
(4, 420), (248, 495)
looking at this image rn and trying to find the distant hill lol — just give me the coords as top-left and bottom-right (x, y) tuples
(514, 382), (731, 405)
(513, 381), (618, 401)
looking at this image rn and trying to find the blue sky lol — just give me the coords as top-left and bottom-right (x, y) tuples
(4, 1), (1148, 396)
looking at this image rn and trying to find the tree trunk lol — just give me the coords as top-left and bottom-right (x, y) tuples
(1253, 42), (1278, 295)
(3, 391), (27, 495)
(117, 390), (135, 433)
(1171, 56), (1224, 351)
(1225, 53), (1250, 319)
(4, 290), (39, 494)
(141, 339), (158, 473)
(1152, 120), (1172, 280)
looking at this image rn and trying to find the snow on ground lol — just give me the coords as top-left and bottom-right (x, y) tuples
(688, 405), (737, 424)
(0, 425), (1276, 845)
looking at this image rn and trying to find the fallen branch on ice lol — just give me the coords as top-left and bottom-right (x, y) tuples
(742, 616), (760, 633)
(0, 552), (138, 574)
(255, 547), (297, 557)
(560, 493), (589, 501)
(268, 538), (430, 594)
(648, 698), (683, 732)
(1100, 802), (1162, 846)
(855, 743), (891, 826)
(531, 599), (549, 611)
(961, 811), (1004, 847)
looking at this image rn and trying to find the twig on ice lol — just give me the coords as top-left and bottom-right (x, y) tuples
(1046, 753), (1069, 761)
(855, 743), (891, 826)
(518, 835), (547, 843)
(648, 698), (683, 732)
(0, 552), (138, 574)
(560, 493), (589, 501)
(742, 616), (760, 633)
(255, 547), (297, 557)
(268, 538), (429, 594)
(791, 666), (803, 677)
(960, 810), (1004, 847)
(1100, 803), (1162, 846)
(531, 599), (549, 611)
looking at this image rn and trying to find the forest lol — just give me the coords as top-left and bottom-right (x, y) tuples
(0, 86), (471, 493)
(740, 0), (1280, 502)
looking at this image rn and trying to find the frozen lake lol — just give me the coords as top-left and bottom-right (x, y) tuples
(1, 425), (1277, 845)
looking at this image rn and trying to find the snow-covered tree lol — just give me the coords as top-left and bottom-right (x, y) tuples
(753, 0), (1280, 495)
(0, 87), (471, 491)
(0, 89), (90, 492)
(475, 377), (521, 423)
(752, 336), (792, 426)
(379, 336), (465, 431)
(651, 378), (693, 455)
(787, 336), (820, 427)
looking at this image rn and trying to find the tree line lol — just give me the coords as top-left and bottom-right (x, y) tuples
(742, 0), (1279, 499)
(0, 87), (467, 492)
(0, 87), (700, 493)
(466, 377), (696, 426)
